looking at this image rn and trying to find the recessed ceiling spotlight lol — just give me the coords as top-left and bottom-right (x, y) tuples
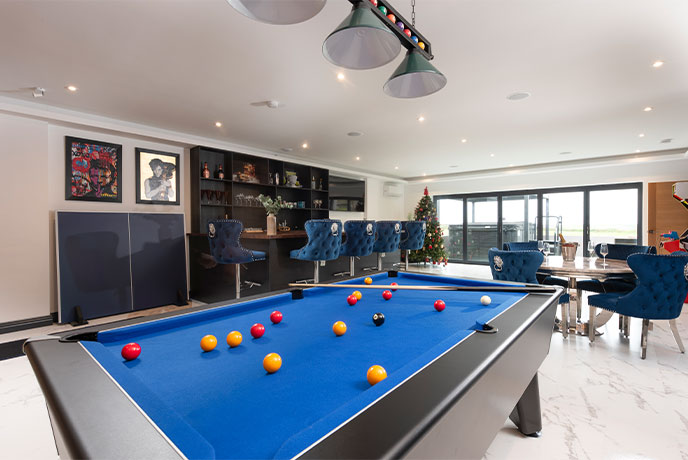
(422, 173), (427, 176)
(355, 156), (360, 160)
(509, 164), (514, 167)
(638, 133), (645, 138)
(281, 147), (293, 152)
(652, 60), (664, 68)
(635, 149), (641, 153)
(215, 121), (222, 127)
(347, 131), (363, 137)
(461, 138), (467, 143)
(559, 151), (572, 155)
(337, 72), (345, 81)
(417, 116), (425, 122)
(643, 106), (653, 112)
(490, 153), (495, 157)
(506, 91), (530, 101)
(302, 143), (309, 149)
(394, 166), (399, 170)
(660, 138), (673, 144)
(65, 85), (78, 92)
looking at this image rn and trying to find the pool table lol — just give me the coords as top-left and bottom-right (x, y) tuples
(25, 271), (561, 460)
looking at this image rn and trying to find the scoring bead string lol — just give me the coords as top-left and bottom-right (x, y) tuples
(411, 0), (416, 26)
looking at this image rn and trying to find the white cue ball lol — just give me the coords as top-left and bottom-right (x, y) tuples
(480, 295), (492, 306)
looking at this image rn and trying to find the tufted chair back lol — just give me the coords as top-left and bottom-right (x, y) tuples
(594, 243), (656, 260)
(488, 248), (544, 284)
(341, 220), (376, 257)
(503, 241), (539, 251)
(400, 221), (427, 251)
(373, 221), (402, 253)
(291, 219), (342, 261)
(208, 219), (259, 264)
(613, 253), (688, 320)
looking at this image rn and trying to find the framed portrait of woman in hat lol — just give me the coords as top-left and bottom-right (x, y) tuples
(135, 148), (180, 205)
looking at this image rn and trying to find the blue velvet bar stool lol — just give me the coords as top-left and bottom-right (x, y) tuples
(399, 221), (427, 271)
(588, 253), (688, 358)
(290, 219), (342, 283)
(370, 221), (402, 271)
(488, 248), (571, 338)
(339, 220), (376, 277)
(577, 243), (656, 336)
(207, 220), (266, 299)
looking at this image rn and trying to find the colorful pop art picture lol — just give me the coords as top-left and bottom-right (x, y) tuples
(65, 136), (122, 202)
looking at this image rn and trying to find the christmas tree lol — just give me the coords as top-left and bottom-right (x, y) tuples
(408, 187), (448, 265)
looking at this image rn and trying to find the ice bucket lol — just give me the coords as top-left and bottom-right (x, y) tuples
(561, 243), (578, 261)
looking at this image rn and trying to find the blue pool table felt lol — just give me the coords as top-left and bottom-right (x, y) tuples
(83, 272), (525, 459)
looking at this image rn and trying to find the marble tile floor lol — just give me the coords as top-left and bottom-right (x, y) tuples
(1, 263), (687, 459)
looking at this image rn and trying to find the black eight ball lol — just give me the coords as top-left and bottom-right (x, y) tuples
(372, 312), (385, 326)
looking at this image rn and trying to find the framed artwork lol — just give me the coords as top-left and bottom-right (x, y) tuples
(65, 136), (122, 202)
(135, 148), (180, 205)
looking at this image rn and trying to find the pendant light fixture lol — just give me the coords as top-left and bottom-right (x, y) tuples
(322, 2), (401, 70)
(383, 49), (446, 98)
(226, 0), (326, 25)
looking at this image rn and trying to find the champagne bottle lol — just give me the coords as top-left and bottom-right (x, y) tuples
(558, 233), (566, 244)
(202, 162), (210, 179)
(218, 164), (224, 180)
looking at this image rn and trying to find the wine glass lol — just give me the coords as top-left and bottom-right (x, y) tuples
(600, 243), (609, 267)
(537, 240), (544, 253)
(587, 241), (595, 258)
(543, 242), (550, 258)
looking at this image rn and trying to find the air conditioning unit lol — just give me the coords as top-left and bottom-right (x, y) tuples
(383, 182), (403, 197)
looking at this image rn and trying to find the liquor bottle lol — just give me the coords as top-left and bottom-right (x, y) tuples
(311, 176), (316, 189)
(319, 178), (323, 190)
(275, 172), (280, 185)
(217, 164), (224, 180)
(202, 162), (210, 178)
(558, 233), (566, 244)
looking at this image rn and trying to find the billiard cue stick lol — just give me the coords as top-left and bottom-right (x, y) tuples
(288, 283), (558, 293)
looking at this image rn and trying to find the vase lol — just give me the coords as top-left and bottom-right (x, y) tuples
(267, 214), (277, 235)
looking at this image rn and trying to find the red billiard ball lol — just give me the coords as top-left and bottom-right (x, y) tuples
(404, 28), (412, 37)
(434, 300), (446, 312)
(270, 310), (283, 324)
(347, 294), (358, 306)
(382, 290), (393, 301)
(121, 343), (141, 361)
(390, 282), (398, 292)
(250, 323), (265, 339)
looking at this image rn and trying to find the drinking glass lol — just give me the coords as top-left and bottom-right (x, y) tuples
(587, 241), (595, 258)
(600, 243), (609, 267)
(543, 242), (550, 258)
(537, 240), (544, 253)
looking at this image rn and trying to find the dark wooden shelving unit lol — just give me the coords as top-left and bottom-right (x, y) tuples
(191, 147), (329, 233)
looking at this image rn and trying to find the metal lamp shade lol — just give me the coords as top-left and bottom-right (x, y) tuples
(227, 0), (326, 25)
(383, 50), (447, 98)
(323, 5), (401, 70)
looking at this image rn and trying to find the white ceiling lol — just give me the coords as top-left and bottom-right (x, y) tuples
(1, 0), (687, 178)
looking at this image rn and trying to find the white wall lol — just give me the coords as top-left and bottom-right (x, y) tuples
(405, 151), (688, 245)
(0, 114), (50, 323)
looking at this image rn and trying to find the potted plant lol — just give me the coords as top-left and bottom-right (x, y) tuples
(258, 194), (293, 235)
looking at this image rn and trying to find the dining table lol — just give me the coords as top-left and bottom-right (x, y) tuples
(537, 255), (635, 339)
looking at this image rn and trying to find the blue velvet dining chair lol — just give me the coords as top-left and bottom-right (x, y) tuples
(577, 243), (656, 336)
(399, 221), (427, 271)
(207, 220), (266, 299)
(587, 253), (688, 359)
(368, 221), (402, 271)
(339, 220), (376, 277)
(290, 219), (342, 283)
(503, 241), (569, 288)
(488, 248), (571, 338)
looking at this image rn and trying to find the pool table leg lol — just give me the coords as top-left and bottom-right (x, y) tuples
(508, 373), (542, 437)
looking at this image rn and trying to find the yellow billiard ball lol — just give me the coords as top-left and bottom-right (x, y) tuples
(263, 353), (282, 374)
(352, 290), (362, 300)
(367, 365), (387, 385)
(364, 277), (373, 285)
(226, 331), (242, 348)
(333, 321), (347, 336)
(200, 334), (217, 352)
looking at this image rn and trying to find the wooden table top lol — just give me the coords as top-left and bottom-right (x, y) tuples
(187, 230), (307, 239)
(538, 256), (633, 279)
